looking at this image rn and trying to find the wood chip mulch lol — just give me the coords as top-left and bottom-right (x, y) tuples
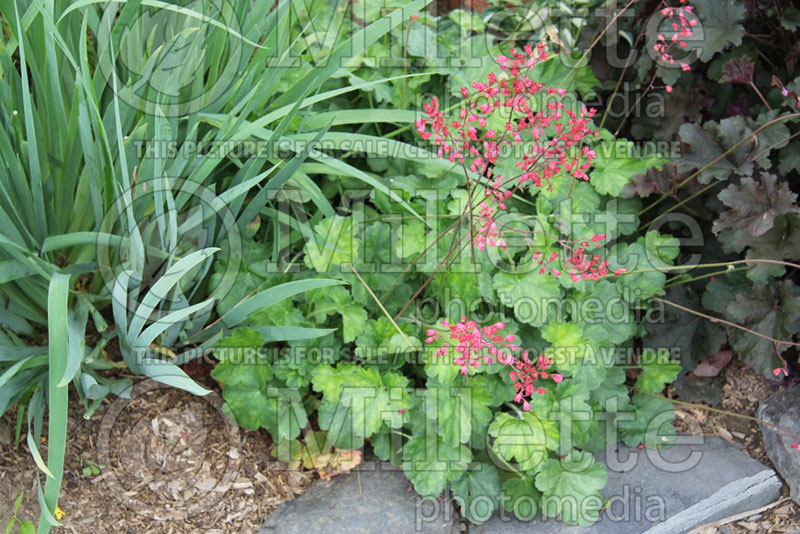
(1, 359), (798, 533)
(670, 359), (800, 533)
(0, 384), (312, 534)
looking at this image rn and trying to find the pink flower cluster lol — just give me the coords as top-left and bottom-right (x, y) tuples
(509, 352), (563, 412)
(565, 235), (627, 281)
(777, 84), (800, 111)
(425, 318), (517, 374)
(414, 45), (627, 282)
(425, 318), (563, 411)
(474, 200), (506, 251)
(415, 44), (601, 259)
(653, 0), (698, 92)
(416, 44), (597, 186)
(526, 233), (626, 279)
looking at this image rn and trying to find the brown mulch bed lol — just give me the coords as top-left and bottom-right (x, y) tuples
(0, 384), (312, 534)
(1, 359), (798, 533)
(670, 359), (800, 533)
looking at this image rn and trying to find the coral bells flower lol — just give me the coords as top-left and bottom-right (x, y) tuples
(474, 201), (508, 251)
(566, 243), (612, 282)
(415, 43), (599, 254)
(507, 352), (563, 411)
(526, 235), (626, 279)
(415, 44), (623, 285)
(425, 317), (518, 374)
(653, 1), (698, 73)
(426, 318), (564, 405)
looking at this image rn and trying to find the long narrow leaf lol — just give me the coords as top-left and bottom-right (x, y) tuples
(58, 300), (89, 387)
(252, 325), (336, 342)
(0, 354), (48, 389)
(127, 248), (219, 340)
(0, 260), (33, 284)
(58, 0), (264, 48)
(135, 298), (215, 350)
(137, 359), (211, 396)
(26, 431), (54, 479)
(272, 0), (432, 109)
(40, 273), (71, 534)
(220, 279), (344, 328)
(13, 1), (46, 240)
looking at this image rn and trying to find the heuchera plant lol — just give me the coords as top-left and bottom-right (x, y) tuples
(399, 44), (677, 525)
(614, 0), (800, 380)
(415, 44), (620, 284)
(212, 39), (681, 528)
(417, 44), (628, 413)
(211, 0), (799, 525)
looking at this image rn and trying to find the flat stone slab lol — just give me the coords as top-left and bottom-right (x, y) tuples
(475, 435), (781, 534)
(758, 384), (800, 504)
(259, 460), (456, 534)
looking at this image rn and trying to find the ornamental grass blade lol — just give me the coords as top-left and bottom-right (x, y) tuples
(39, 273), (71, 533)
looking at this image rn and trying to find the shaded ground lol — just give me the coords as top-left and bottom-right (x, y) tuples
(670, 359), (800, 533)
(0, 359), (797, 533)
(0, 385), (312, 534)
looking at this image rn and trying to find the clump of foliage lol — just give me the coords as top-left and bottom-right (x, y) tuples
(3, 0), (798, 530)
(212, 33), (679, 529)
(596, 0), (800, 378)
(0, 0), (431, 529)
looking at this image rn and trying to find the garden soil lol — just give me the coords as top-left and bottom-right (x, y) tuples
(0, 359), (797, 533)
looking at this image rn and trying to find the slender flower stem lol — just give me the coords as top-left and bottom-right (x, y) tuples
(556, 0), (637, 91)
(652, 297), (800, 350)
(400, 314), (437, 330)
(638, 179), (723, 231)
(645, 392), (800, 443)
(349, 264), (416, 350)
(599, 28), (645, 131)
(394, 220), (475, 321)
(614, 68), (660, 138)
(663, 266), (748, 288)
(382, 215), (463, 301)
(623, 258), (800, 275)
(750, 129), (800, 163)
(749, 81), (771, 110)
(490, 445), (522, 474)
(639, 112), (800, 217)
